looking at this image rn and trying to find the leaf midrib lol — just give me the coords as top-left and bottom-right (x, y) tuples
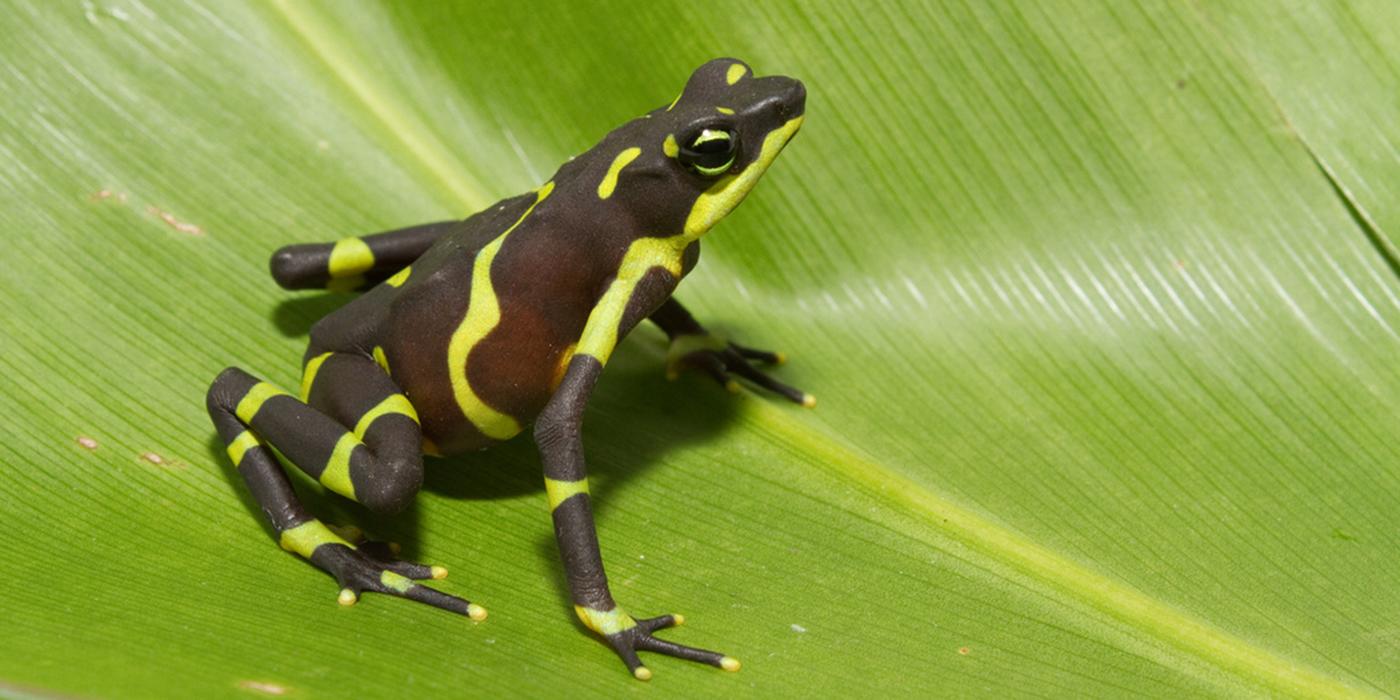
(267, 4), (1379, 697)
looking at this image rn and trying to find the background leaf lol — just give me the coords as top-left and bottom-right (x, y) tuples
(2, 1), (1398, 697)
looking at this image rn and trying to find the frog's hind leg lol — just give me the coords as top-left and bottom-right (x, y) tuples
(205, 355), (484, 618)
(270, 220), (457, 292)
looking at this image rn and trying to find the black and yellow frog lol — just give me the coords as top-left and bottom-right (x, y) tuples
(206, 58), (808, 680)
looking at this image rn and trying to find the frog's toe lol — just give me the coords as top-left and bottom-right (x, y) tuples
(729, 341), (785, 365)
(315, 544), (480, 617)
(600, 613), (736, 680)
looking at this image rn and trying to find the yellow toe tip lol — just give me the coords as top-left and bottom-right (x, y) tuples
(467, 603), (488, 621)
(720, 656), (741, 672)
(633, 667), (653, 681)
(725, 379), (742, 394)
(665, 369), (679, 381)
(337, 588), (357, 606)
(388, 542), (402, 555)
(801, 394), (817, 409)
(672, 613), (685, 626)
(774, 352), (788, 365)
(430, 565), (448, 580)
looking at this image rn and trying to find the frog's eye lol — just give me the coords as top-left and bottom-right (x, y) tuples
(678, 128), (738, 177)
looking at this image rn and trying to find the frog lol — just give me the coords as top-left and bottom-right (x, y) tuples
(205, 58), (808, 681)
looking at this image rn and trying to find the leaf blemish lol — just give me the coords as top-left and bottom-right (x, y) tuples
(790, 623), (807, 633)
(76, 436), (98, 450)
(146, 205), (204, 236)
(141, 451), (165, 465)
(90, 189), (128, 204)
(958, 646), (970, 656)
(237, 680), (289, 695)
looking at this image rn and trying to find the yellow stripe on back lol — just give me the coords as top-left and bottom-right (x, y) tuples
(597, 147), (641, 200)
(328, 237), (375, 277)
(447, 182), (554, 440)
(235, 382), (291, 423)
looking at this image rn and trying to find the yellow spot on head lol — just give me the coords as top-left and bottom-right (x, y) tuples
(726, 63), (748, 85)
(720, 656), (741, 672)
(663, 134), (678, 158)
(715, 106), (735, 115)
(597, 147), (642, 200)
(633, 667), (652, 681)
(338, 588), (358, 606)
(328, 237), (375, 277)
(468, 603), (488, 621)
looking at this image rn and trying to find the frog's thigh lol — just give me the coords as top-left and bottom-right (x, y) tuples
(208, 356), (423, 515)
(298, 352), (425, 512)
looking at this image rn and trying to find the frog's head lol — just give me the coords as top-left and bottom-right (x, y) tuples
(587, 58), (805, 240)
(665, 58), (806, 237)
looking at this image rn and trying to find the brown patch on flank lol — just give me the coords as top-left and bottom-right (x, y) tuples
(76, 436), (99, 450)
(147, 205), (204, 236)
(237, 680), (289, 695)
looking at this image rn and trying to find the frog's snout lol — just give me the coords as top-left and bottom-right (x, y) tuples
(779, 79), (807, 120)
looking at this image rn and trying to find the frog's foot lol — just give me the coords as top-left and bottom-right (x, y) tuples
(577, 607), (739, 680)
(313, 542), (485, 620)
(666, 333), (813, 407)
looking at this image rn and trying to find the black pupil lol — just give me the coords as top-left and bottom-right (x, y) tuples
(686, 131), (735, 169)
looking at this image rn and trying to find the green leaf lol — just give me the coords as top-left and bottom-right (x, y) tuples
(2, 1), (1398, 696)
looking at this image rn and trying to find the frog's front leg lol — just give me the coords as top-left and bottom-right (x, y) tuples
(205, 354), (482, 618)
(649, 297), (814, 407)
(536, 354), (740, 680)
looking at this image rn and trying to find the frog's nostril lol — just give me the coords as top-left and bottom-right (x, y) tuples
(780, 80), (807, 119)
